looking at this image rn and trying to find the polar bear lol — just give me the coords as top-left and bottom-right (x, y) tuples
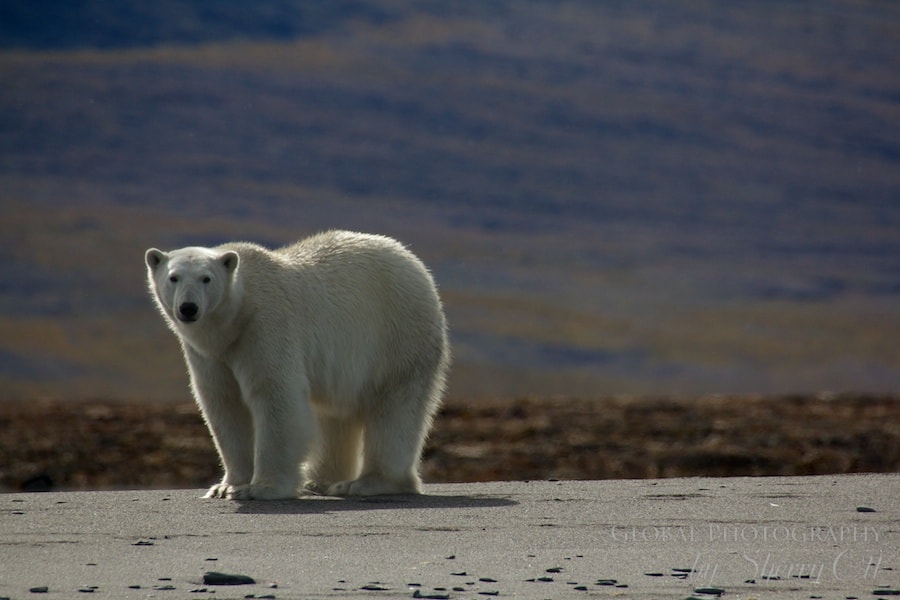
(145, 230), (450, 500)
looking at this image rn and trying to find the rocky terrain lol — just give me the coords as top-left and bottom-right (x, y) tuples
(1, 394), (897, 493)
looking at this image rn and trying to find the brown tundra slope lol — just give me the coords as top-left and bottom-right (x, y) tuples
(1, 394), (897, 493)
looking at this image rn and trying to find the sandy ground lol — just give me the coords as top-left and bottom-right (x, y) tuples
(1, 477), (897, 599)
(1, 394), (897, 493)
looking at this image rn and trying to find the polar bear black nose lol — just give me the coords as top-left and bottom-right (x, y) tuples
(178, 302), (199, 321)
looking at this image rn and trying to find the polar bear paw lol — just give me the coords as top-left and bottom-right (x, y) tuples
(228, 483), (298, 501)
(204, 483), (234, 499)
(327, 473), (421, 497)
(204, 482), (297, 500)
(302, 480), (330, 496)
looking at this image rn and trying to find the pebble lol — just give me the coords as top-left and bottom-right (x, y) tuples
(872, 591), (900, 596)
(29, 587), (48, 594)
(360, 584), (390, 591)
(204, 571), (256, 586)
(413, 591), (450, 600)
(857, 506), (877, 513)
(479, 577), (498, 582)
(694, 587), (726, 596)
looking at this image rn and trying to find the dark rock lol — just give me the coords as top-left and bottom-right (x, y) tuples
(203, 571), (256, 586)
(413, 591), (450, 600)
(694, 587), (725, 596)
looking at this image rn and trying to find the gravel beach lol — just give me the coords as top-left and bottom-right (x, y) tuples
(1, 477), (897, 599)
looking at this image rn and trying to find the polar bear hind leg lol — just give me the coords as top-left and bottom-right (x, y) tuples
(303, 415), (364, 494)
(327, 379), (438, 496)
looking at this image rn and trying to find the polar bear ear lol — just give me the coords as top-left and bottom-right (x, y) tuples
(145, 248), (167, 270)
(220, 251), (239, 273)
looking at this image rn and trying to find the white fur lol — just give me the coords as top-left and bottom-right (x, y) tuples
(145, 231), (450, 500)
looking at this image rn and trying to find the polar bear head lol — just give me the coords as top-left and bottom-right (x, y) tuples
(145, 246), (240, 326)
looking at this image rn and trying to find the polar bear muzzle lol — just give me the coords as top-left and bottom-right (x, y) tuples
(178, 302), (200, 322)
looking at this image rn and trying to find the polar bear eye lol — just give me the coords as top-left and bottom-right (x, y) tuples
(169, 275), (179, 283)
(202, 276), (212, 284)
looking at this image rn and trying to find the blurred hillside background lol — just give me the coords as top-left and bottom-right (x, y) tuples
(1, 0), (899, 402)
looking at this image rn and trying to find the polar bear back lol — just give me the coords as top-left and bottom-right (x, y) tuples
(219, 230), (448, 412)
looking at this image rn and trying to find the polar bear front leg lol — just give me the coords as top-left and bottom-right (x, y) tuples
(229, 374), (316, 500)
(203, 398), (255, 498)
(185, 349), (255, 499)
